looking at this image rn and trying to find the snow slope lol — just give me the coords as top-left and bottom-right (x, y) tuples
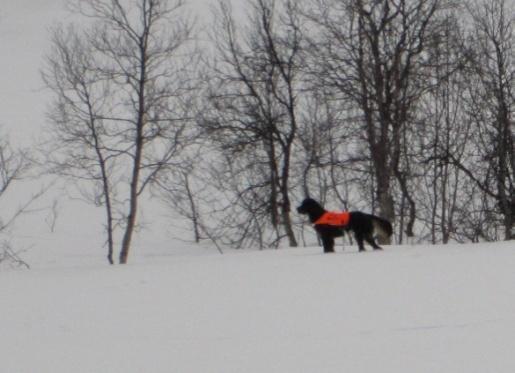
(2, 241), (515, 373)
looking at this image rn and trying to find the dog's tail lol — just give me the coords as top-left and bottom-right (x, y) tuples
(371, 215), (393, 241)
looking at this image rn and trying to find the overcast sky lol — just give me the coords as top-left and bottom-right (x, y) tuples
(0, 0), (222, 147)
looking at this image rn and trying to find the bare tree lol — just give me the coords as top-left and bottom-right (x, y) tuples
(202, 0), (303, 248)
(296, 89), (369, 213)
(152, 148), (204, 244)
(42, 0), (197, 263)
(0, 132), (39, 269)
(457, 0), (514, 240)
(414, 12), (472, 243)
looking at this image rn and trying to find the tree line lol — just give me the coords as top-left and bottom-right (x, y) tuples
(3, 0), (512, 265)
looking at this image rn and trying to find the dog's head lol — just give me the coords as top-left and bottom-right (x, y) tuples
(297, 198), (326, 223)
(297, 198), (319, 214)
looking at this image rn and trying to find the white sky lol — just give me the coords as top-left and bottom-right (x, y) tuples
(0, 0), (219, 147)
(0, 1), (65, 145)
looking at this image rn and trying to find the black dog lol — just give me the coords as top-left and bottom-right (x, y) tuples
(297, 198), (393, 253)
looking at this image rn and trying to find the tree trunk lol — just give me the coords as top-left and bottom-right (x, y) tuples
(119, 58), (146, 264)
(119, 158), (141, 264)
(119, 128), (143, 263)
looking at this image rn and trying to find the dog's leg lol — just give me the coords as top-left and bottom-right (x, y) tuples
(321, 236), (335, 253)
(355, 232), (366, 252)
(365, 235), (383, 250)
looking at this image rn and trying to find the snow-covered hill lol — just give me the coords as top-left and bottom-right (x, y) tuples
(2, 241), (515, 373)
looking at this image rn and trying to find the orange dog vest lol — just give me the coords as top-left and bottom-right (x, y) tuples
(314, 211), (350, 227)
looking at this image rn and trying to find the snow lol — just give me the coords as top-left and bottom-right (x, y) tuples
(2, 241), (515, 372)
